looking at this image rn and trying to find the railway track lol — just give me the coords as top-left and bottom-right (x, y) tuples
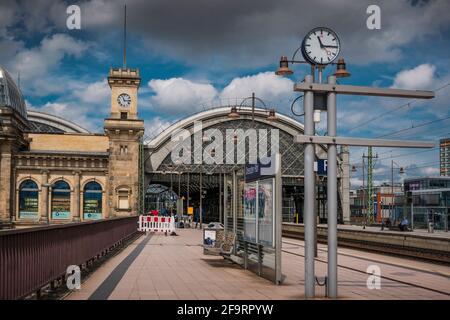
(283, 240), (450, 279)
(282, 228), (450, 264)
(281, 240), (450, 297)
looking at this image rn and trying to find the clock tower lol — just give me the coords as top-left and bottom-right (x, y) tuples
(104, 67), (144, 217)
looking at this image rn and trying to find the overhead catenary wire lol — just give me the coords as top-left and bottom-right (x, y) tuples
(345, 82), (450, 133)
(376, 114), (450, 138)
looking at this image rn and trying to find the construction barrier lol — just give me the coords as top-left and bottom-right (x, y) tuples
(138, 215), (176, 234)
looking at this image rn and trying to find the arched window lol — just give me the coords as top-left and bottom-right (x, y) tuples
(83, 181), (103, 220)
(51, 180), (71, 219)
(19, 180), (39, 219)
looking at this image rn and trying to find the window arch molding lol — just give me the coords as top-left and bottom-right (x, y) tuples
(50, 179), (72, 220)
(82, 180), (104, 220)
(17, 178), (40, 220)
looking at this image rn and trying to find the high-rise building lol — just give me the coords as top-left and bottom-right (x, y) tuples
(440, 138), (450, 176)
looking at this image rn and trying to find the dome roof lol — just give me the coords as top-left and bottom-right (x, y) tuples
(0, 65), (27, 119)
(27, 110), (90, 133)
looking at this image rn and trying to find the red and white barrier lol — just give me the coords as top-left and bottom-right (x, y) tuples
(138, 215), (176, 234)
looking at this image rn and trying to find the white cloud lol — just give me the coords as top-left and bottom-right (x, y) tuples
(11, 34), (89, 84)
(74, 79), (110, 103)
(391, 64), (436, 89)
(220, 72), (293, 102)
(33, 102), (99, 132)
(144, 117), (173, 143)
(27, 77), (111, 133)
(148, 78), (218, 113)
(146, 71), (294, 114)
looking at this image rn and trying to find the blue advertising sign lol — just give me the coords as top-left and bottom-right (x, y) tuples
(245, 156), (276, 182)
(52, 211), (70, 219)
(84, 212), (102, 220)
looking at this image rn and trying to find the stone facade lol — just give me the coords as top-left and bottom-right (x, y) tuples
(0, 66), (143, 229)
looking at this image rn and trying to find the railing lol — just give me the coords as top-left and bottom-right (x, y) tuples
(0, 216), (138, 300)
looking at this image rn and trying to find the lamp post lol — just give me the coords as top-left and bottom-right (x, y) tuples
(391, 160), (404, 225)
(275, 27), (434, 300)
(198, 134), (212, 230)
(228, 94), (277, 122)
(350, 164), (367, 228)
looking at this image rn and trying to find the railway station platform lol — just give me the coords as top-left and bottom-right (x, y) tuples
(66, 228), (450, 300)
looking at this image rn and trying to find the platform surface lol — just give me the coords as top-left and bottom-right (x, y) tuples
(66, 228), (450, 300)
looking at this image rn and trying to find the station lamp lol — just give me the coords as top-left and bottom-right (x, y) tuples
(333, 58), (351, 78)
(275, 56), (294, 76)
(228, 106), (240, 119)
(267, 109), (277, 121)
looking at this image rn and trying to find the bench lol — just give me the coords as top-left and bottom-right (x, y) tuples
(203, 230), (236, 257)
(388, 224), (412, 232)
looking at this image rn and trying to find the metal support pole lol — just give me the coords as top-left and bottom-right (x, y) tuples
(232, 170), (237, 237)
(224, 172), (228, 233)
(252, 92), (255, 123)
(170, 171), (173, 214)
(327, 75), (338, 298)
(362, 155), (365, 229)
(200, 170), (203, 229)
(219, 172), (222, 224)
(178, 172), (181, 217)
(303, 74), (315, 298)
(187, 172), (190, 214)
(314, 67), (322, 259)
(391, 160), (394, 224)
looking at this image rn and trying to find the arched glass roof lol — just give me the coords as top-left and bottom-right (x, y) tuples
(0, 66), (27, 119)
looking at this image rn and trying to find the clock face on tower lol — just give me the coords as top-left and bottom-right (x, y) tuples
(117, 93), (131, 107)
(301, 27), (340, 65)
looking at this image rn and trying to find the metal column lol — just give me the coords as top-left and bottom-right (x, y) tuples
(199, 170), (203, 229)
(327, 75), (338, 298)
(187, 173), (190, 214)
(219, 172), (222, 224)
(303, 74), (315, 298)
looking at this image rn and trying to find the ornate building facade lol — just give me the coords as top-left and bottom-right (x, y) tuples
(0, 65), (143, 228)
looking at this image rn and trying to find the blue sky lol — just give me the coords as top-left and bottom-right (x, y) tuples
(1, 0), (450, 187)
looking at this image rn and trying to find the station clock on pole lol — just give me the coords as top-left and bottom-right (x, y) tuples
(301, 27), (341, 65)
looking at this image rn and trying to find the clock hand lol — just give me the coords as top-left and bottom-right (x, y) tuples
(323, 44), (338, 48)
(317, 36), (324, 48)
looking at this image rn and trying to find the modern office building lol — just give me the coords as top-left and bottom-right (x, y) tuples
(440, 138), (450, 176)
(394, 177), (450, 230)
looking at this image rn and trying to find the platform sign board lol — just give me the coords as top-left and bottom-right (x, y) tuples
(314, 159), (328, 176)
(242, 154), (282, 284)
